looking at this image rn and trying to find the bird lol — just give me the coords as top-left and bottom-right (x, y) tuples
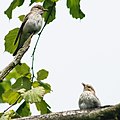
(13, 4), (48, 56)
(78, 83), (101, 110)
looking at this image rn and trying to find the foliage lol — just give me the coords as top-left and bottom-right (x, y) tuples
(4, 28), (19, 54)
(4, 0), (84, 20)
(1, 0), (85, 119)
(4, 0), (25, 19)
(0, 110), (15, 120)
(16, 101), (31, 117)
(43, 0), (56, 24)
(18, 15), (25, 22)
(0, 63), (51, 118)
(67, 0), (85, 19)
(37, 69), (49, 80)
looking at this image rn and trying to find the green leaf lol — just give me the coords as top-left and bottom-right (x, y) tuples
(2, 89), (22, 105)
(32, 81), (39, 88)
(18, 15), (25, 22)
(4, 0), (25, 19)
(15, 63), (30, 77)
(6, 63), (31, 81)
(30, 0), (44, 5)
(0, 110), (15, 120)
(43, 0), (56, 24)
(6, 69), (20, 81)
(39, 82), (51, 93)
(32, 81), (51, 93)
(35, 99), (51, 114)
(0, 84), (5, 103)
(0, 81), (11, 91)
(67, 0), (85, 19)
(16, 101), (31, 117)
(0, 81), (11, 103)
(37, 69), (49, 80)
(12, 77), (31, 90)
(22, 87), (45, 103)
(0, 113), (3, 117)
(4, 28), (19, 54)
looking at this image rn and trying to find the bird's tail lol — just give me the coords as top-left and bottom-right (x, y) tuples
(13, 38), (22, 56)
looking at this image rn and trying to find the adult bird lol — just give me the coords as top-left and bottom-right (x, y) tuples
(79, 83), (101, 110)
(13, 5), (47, 56)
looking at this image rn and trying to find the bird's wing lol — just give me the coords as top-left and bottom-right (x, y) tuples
(91, 94), (101, 107)
(14, 13), (30, 45)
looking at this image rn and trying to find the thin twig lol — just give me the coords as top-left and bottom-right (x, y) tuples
(3, 96), (21, 113)
(31, 2), (56, 82)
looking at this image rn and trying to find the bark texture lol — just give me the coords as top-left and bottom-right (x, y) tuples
(13, 103), (120, 120)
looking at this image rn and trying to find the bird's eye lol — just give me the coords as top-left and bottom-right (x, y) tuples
(87, 86), (91, 88)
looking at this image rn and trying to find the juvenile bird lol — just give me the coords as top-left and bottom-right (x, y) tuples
(79, 83), (101, 110)
(13, 5), (47, 56)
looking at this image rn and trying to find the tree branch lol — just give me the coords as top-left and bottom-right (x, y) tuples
(0, 34), (33, 82)
(13, 103), (120, 120)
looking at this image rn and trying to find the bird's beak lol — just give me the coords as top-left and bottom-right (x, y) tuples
(82, 83), (85, 87)
(43, 8), (48, 12)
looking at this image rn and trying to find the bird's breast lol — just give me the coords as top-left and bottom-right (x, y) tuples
(79, 91), (101, 109)
(23, 13), (43, 34)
